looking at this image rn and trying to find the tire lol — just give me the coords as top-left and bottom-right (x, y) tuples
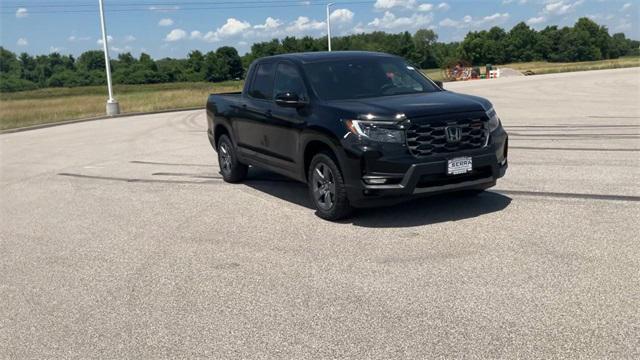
(307, 152), (353, 220)
(217, 134), (247, 183)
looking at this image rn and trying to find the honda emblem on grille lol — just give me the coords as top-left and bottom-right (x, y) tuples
(445, 126), (462, 143)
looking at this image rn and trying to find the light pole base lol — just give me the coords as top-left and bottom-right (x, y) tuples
(106, 100), (120, 116)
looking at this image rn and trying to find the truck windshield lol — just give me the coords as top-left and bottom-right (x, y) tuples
(303, 58), (439, 101)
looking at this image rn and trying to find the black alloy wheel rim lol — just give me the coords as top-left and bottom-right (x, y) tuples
(312, 162), (336, 210)
(219, 142), (232, 175)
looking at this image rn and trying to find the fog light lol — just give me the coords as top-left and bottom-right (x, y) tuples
(364, 177), (388, 185)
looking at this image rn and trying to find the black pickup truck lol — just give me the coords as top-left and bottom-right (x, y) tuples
(207, 51), (508, 220)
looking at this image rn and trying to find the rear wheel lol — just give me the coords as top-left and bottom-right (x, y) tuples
(217, 134), (247, 183)
(308, 152), (353, 220)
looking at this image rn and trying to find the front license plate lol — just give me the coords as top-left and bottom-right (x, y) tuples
(447, 157), (472, 175)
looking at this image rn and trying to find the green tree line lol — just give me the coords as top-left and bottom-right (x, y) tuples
(1, 17), (638, 92)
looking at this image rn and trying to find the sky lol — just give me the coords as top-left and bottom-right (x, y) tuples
(1, 0), (638, 58)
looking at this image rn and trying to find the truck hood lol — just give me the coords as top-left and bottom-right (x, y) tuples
(325, 91), (492, 120)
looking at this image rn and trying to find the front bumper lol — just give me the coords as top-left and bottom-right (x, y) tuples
(339, 127), (508, 208)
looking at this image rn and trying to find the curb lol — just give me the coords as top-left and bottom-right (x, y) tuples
(0, 106), (205, 134)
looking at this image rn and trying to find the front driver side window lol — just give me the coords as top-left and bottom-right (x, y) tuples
(273, 63), (307, 99)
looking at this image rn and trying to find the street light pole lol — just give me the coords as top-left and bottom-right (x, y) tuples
(98, 0), (119, 115)
(326, 2), (334, 51)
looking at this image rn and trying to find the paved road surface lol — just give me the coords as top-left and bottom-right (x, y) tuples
(1, 68), (639, 358)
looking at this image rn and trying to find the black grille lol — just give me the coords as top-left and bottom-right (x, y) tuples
(406, 117), (488, 157)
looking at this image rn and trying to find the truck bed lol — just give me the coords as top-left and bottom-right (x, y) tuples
(207, 92), (244, 115)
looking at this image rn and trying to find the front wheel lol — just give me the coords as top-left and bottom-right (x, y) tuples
(308, 152), (353, 221)
(217, 134), (247, 183)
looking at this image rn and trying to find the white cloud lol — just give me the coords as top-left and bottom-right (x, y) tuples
(242, 16), (287, 39)
(49, 46), (63, 53)
(123, 35), (136, 43)
(246, 15), (328, 40)
(203, 32), (219, 42)
(110, 45), (133, 53)
(68, 35), (91, 42)
(418, 3), (434, 12)
(158, 18), (174, 27)
(16, 8), (28, 18)
(439, 18), (459, 27)
(588, 13), (614, 21)
(149, 5), (180, 12)
(352, 22), (366, 33)
(620, 2), (631, 11)
(543, 0), (584, 16)
(254, 17), (283, 30)
(437, 2), (450, 11)
(184, 18), (254, 43)
(544, 1), (570, 15)
(439, 13), (509, 28)
(374, 0), (416, 10)
(190, 18), (252, 42)
(97, 35), (114, 45)
(216, 18), (251, 37)
(17, 38), (28, 46)
(164, 29), (187, 42)
(368, 11), (433, 30)
(526, 16), (546, 25)
(479, 12), (509, 24)
(286, 16), (325, 33)
(188, 13), (346, 45)
(330, 9), (355, 23)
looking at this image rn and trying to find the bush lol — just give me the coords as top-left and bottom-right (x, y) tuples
(47, 70), (92, 87)
(0, 74), (38, 92)
(113, 66), (166, 84)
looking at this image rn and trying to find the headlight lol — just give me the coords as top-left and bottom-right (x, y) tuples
(345, 120), (405, 143)
(486, 108), (501, 132)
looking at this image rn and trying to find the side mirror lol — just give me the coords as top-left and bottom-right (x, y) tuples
(275, 92), (307, 108)
(434, 80), (444, 89)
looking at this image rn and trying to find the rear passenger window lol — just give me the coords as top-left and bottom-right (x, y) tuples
(248, 63), (275, 100)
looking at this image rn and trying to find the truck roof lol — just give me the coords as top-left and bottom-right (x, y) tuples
(256, 51), (399, 64)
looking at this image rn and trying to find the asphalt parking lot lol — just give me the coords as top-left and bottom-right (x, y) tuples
(1, 68), (639, 358)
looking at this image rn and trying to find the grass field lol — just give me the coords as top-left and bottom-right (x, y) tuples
(1, 56), (638, 131)
(0, 81), (242, 131)
(499, 56), (640, 75)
